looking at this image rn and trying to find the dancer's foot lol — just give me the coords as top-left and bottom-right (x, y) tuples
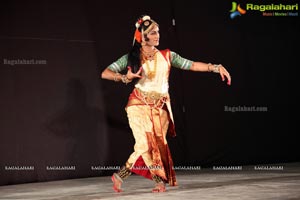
(111, 173), (123, 192)
(152, 182), (166, 193)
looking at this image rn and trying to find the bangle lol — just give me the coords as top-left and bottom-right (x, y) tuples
(207, 63), (213, 72)
(212, 64), (221, 73)
(113, 73), (120, 82)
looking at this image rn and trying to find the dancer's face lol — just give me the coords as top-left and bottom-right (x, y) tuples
(145, 25), (160, 47)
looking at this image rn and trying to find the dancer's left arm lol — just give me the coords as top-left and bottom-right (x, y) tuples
(190, 61), (231, 85)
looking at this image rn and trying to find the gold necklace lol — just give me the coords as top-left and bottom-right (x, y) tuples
(141, 48), (158, 61)
(144, 52), (157, 80)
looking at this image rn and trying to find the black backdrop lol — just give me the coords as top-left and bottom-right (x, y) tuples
(0, 0), (298, 185)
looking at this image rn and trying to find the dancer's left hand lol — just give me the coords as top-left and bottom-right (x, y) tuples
(219, 65), (231, 85)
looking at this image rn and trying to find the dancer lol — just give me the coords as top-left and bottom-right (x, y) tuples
(101, 15), (231, 193)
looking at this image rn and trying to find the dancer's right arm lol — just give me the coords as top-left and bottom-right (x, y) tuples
(101, 67), (143, 82)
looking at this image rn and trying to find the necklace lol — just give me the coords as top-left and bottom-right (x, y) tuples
(141, 48), (158, 61)
(145, 53), (157, 79)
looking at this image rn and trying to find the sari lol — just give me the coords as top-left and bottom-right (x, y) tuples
(124, 49), (177, 186)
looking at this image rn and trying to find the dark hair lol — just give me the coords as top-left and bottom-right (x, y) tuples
(127, 41), (141, 74)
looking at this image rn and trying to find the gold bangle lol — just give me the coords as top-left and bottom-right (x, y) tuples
(207, 63), (212, 72)
(113, 73), (120, 82)
(212, 64), (221, 73)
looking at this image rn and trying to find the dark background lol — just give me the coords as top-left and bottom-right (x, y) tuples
(0, 0), (298, 185)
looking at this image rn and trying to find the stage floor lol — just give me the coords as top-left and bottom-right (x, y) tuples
(1, 162), (300, 200)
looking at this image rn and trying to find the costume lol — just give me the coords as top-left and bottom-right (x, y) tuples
(105, 14), (229, 193)
(108, 49), (193, 187)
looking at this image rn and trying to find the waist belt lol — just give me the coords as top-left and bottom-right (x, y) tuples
(134, 88), (169, 108)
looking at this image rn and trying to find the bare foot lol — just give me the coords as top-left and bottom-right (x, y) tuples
(111, 173), (123, 192)
(152, 182), (166, 193)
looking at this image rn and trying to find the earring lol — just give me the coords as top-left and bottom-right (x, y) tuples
(141, 41), (146, 46)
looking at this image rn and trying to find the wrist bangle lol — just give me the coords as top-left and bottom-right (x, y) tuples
(207, 63), (213, 72)
(114, 73), (120, 82)
(212, 64), (221, 73)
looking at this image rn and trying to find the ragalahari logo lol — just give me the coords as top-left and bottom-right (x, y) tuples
(230, 2), (247, 19)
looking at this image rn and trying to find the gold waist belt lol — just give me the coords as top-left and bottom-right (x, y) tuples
(134, 88), (169, 108)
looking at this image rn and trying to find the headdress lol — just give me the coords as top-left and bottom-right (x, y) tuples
(133, 15), (158, 46)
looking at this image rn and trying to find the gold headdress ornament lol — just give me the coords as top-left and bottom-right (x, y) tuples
(132, 15), (158, 46)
